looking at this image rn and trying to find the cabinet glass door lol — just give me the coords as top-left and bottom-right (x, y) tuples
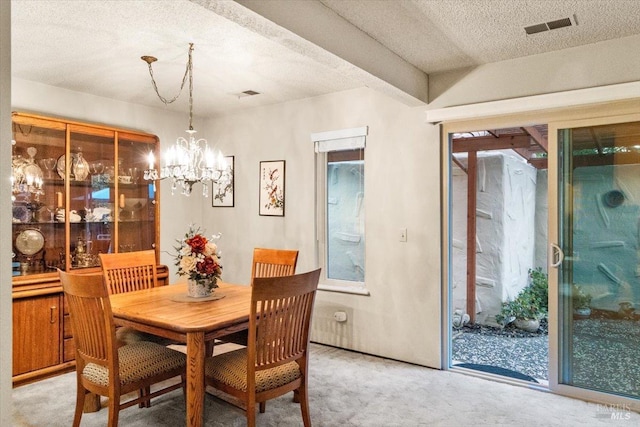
(117, 132), (157, 255)
(555, 117), (640, 400)
(68, 125), (115, 270)
(11, 119), (66, 276)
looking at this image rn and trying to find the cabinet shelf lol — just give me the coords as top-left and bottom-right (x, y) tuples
(11, 111), (162, 385)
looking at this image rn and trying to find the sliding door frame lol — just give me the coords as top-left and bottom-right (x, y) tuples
(548, 111), (640, 412)
(439, 99), (640, 409)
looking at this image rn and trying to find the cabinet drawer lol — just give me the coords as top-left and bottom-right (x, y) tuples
(63, 338), (75, 362)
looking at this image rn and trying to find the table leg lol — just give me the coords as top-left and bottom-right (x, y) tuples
(186, 331), (206, 427)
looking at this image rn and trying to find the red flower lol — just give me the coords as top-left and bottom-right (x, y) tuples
(197, 256), (219, 275)
(186, 234), (208, 253)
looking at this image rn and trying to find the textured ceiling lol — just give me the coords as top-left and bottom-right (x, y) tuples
(11, 0), (640, 117)
(321, 0), (640, 73)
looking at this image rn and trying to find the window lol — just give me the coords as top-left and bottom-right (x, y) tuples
(312, 127), (368, 295)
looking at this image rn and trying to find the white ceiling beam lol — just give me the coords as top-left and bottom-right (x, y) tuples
(194, 0), (428, 107)
(426, 81), (640, 124)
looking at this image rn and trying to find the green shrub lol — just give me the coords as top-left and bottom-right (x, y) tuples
(572, 284), (592, 309)
(496, 268), (548, 324)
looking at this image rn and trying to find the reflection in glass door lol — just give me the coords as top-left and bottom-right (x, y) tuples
(556, 118), (640, 399)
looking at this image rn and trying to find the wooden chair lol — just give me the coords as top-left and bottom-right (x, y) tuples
(99, 250), (172, 346)
(251, 247), (299, 280)
(58, 270), (186, 427)
(220, 248), (299, 347)
(99, 250), (159, 295)
(204, 268), (320, 427)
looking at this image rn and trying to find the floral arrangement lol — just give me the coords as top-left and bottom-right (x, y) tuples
(175, 225), (222, 291)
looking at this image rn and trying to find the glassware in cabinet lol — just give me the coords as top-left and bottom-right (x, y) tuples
(11, 116), (66, 276)
(11, 112), (161, 280)
(116, 132), (158, 253)
(67, 126), (115, 270)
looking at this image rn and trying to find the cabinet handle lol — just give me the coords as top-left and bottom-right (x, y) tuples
(50, 306), (57, 324)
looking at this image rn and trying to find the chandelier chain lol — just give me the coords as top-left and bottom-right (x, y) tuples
(145, 43), (194, 108)
(188, 47), (194, 131)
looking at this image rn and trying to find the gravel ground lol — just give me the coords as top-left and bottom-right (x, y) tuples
(452, 316), (640, 397)
(571, 317), (640, 396)
(451, 320), (549, 381)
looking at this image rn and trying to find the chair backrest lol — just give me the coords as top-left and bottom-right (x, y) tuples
(99, 249), (158, 295)
(247, 269), (320, 375)
(250, 248), (299, 282)
(58, 270), (118, 379)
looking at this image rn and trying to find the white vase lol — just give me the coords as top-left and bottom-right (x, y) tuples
(514, 318), (540, 332)
(574, 307), (591, 319)
(187, 279), (214, 298)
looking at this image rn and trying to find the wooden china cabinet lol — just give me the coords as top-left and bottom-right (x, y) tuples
(11, 112), (167, 386)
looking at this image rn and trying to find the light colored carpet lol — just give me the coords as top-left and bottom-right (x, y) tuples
(12, 343), (640, 426)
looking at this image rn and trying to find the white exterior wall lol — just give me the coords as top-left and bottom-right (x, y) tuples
(534, 170), (549, 270)
(451, 152), (537, 325)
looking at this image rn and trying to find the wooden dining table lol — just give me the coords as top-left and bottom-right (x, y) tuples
(109, 281), (251, 427)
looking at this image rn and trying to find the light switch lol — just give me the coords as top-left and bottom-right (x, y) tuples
(399, 228), (407, 242)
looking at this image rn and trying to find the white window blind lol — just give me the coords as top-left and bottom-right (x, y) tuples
(312, 126), (367, 152)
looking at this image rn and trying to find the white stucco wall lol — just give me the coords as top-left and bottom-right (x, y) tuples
(572, 164), (640, 312)
(534, 170), (549, 269)
(451, 152), (537, 325)
(201, 87), (441, 366)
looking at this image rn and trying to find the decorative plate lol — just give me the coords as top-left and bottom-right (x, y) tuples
(15, 229), (45, 256)
(12, 205), (31, 223)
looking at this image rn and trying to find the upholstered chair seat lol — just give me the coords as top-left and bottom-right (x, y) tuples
(205, 348), (302, 393)
(83, 341), (186, 388)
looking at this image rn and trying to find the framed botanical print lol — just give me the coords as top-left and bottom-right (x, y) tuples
(212, 155), (234, 207)
(259, 160), (285, 216)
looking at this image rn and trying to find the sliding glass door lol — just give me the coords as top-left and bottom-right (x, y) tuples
(551, 115), (640, 404)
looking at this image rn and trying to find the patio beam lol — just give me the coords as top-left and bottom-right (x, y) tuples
(452, 134), (531, 153)
(466, 151), (477, 323)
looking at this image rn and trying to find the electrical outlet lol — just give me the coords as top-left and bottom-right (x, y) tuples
(333, 311), (347, 322)
(399, 228), (407, 242)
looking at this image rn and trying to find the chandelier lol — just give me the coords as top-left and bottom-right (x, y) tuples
(142, 43), (229, 197)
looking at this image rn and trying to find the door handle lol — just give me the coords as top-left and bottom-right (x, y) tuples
(549, 243), (564, 268)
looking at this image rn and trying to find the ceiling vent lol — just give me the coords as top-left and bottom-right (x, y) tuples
(525, 15), (577, 35)
(237, 90), (261, 98)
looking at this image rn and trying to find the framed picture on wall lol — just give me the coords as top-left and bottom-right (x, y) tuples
(259, 160), (285, 216)
(212, 155), (234, 207)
